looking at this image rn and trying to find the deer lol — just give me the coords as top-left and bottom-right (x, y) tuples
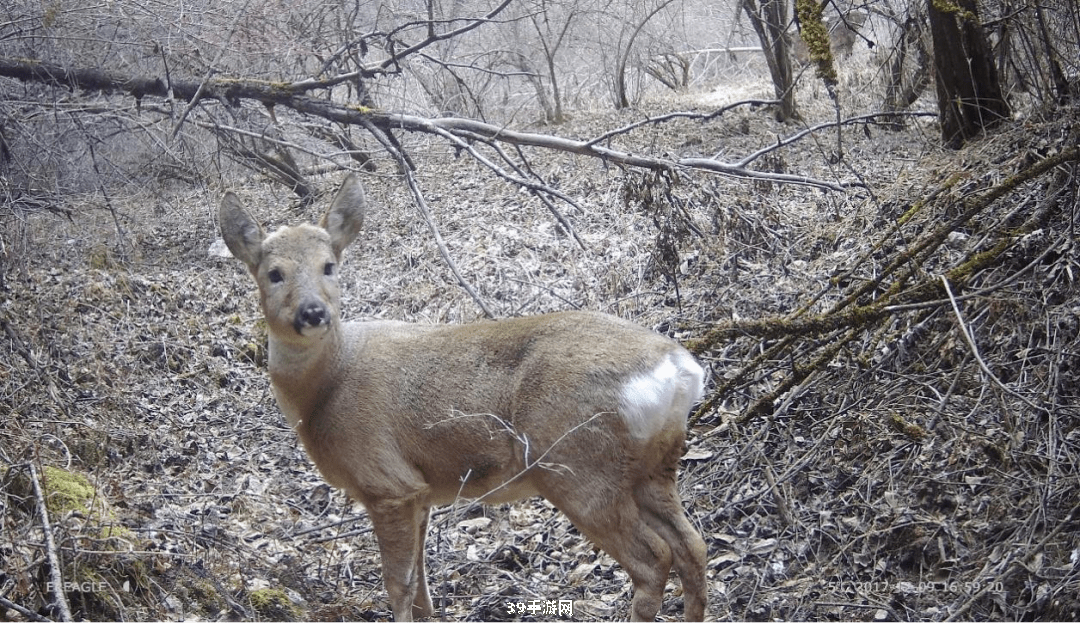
(219, 174), (708, 621)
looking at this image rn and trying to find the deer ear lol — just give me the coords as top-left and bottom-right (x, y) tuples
(320, 174), (366, 259)
(219, 192), (265, 272)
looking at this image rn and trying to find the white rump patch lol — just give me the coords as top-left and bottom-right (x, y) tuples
(618, 351), (705, 440)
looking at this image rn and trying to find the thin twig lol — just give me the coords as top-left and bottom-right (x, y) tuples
(761, 458), (793, 527)
(170, 0), (253, 139)
(482, 139), (586, 250)
(0, 595), (51, 622)
(733, 111), (936, 169)
(940, 275), (1047, 415)
(944, 501), (1080, 621)
(28, 464), (73, 622)
(360, 119), (495, 318)
(423, 123), (586, 250)
(585, 99), (779, 147)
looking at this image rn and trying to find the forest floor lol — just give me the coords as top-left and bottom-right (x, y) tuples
(2, 73), (1079, 622)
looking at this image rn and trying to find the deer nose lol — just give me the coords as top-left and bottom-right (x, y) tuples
(295, 301), (330, 333)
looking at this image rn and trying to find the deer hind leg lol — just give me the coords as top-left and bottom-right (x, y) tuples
(368, 496), (434, 621)
(637, 478), (708, 621)
(543, 487), (673, 621)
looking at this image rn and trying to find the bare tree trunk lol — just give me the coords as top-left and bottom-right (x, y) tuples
(741, 0), (799, 121)
(613, 0), (681, 110)
(1034, 2), (1072, 104)
(883, 13), (932, 129)
(512, 53), (557, 124)
(527, 10), (576, 124)
(541, 39), (565, 123)
(926, 0), (1009, 148)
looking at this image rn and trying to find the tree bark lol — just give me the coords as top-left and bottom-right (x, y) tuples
(926, 0), (1009, 148)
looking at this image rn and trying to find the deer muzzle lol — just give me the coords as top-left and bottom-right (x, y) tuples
(295, 300), (331, 335)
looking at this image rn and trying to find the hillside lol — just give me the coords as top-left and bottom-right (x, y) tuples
(2, 89), (1079, 621)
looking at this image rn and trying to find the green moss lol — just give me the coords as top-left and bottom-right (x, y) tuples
(795, 0), (837, 86)
(180, 578), (228, 616)
(89, 244), (114, 270)
(63, 564), (121, 620)
(249, 588), (303, 621)
(98, 523), (136, 542)
(69, 430), (112, 470)
(888, 413), (928, 440)
(930, 0), (976, 21)
(8, 465), (134, 537)
(40, 465), (100, 517)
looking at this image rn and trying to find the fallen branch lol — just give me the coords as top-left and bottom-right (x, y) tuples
(0, 57), (853, 190)
(28, 464), (72, 622)
(732, 110), (938, 169)
(409, 115), (849, 190)
(584, 99), (779, 146)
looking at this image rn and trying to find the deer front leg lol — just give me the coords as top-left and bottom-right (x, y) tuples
(412, 510), (433, 618)
(369, 496), (434, 621)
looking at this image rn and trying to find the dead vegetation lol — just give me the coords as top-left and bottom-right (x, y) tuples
(2, 93), (1079, 621)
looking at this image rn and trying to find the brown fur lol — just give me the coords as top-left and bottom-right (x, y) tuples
(220, 174), (708, 621)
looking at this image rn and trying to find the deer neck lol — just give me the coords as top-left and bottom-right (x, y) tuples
(266, 324), (345, 431)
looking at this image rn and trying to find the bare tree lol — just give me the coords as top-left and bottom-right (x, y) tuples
(993, 0), (1080, 106)
(612, 0), (683, 109)
(505, 0), (584, 124)
(881, 3), (932, 128)
(645, 51), (691, 92)
(740, 0), (799, 121)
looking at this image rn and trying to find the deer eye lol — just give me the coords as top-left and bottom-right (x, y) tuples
(324, 262), (335, 276)
(268, 268), (284, 283)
